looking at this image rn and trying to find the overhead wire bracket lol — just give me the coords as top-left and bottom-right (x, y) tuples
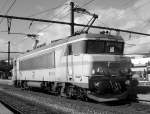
(73, 6), (98, 34)
(29, 21), (33, 29)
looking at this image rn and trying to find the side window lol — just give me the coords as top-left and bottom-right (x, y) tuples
(50, 51), (55, 68)
(19, 52), (55, 70)
(72, 41), (86, 55)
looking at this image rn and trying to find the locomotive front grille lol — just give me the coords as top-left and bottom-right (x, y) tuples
(89, 76), (127, 95)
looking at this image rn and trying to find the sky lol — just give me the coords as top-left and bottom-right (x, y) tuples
(0, 0), (150, 60)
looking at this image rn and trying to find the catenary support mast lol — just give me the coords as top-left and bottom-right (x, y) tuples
(70, 2), (74, 36)
(8, 41), (10, 66)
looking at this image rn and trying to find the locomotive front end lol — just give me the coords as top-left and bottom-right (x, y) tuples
(86, 59), (138, 102)
(81, 34), (138, 102)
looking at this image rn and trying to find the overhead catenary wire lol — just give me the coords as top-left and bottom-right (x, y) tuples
(2, 1), (150, 44)
(26, 0), (94, 34)
(5, 1), (75, 47)
(81, 0), (96, 7)
(0, 3), (71, 47)
(9, 2), (71, 50)
(1, 1), (150, 38)
(75, 0), (106, 30)
(8, 37), (29, 52)
(27, 0), (69, 18)
(0, 51), (24, 54)
(26, 1), (97, 48)
(27, 4), (64, 18)
(0, 10), (149, 37)
(0, 0), (16, 25)
(0, 0), (9, 13)
(27, 0), (96, 35)
(37, 10), (70, 34)
(5, 0), (16, 14)
(27, 0), (70, 33)
(80, 0), (150, 39)
(124, 1), (150, 40)
(1, 0), (150, 56)
(36, 4), (71, 34)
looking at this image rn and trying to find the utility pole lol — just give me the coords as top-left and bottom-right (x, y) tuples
(70, 2), (74, 36)
(8, 41), (10, 66)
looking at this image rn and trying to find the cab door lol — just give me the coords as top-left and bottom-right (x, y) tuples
(66, 44), (74, 81)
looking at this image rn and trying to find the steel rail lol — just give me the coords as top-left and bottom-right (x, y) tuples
(0, 100), (23, 114)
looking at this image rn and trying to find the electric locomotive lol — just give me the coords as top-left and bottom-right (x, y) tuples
(12, 32), (138, 102)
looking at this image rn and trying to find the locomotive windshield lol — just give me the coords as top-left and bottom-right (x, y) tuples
(66, 40), (124, 55)
(86, 40), (124, 54)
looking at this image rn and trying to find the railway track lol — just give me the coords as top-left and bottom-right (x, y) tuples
(0, 85), (70, 114)
(0, 100), (23, 114)
(0, 84), (150, 114)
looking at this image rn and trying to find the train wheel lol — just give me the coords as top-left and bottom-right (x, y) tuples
(14, 80), (19, 87)
(21, 81), (26, 90)
(82, 92), (88, 101)
(66, 86), (74, 98)
(13, 80), (17, 87)
(67, 86), (78, 99)
(17, 81), (21, 88)
(78, 88), (88, 101)
(60, 83), (66, 97)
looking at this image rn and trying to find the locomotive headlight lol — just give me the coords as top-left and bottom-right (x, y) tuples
(97, 67), (104, 73)
(92, 69), (95, 74)
(92, 67), (104, 75)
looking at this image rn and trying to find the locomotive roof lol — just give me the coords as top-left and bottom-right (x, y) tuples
(18, 33), (124, 58)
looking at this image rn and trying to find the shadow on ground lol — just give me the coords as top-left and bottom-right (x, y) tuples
(101, 100), (137, 106)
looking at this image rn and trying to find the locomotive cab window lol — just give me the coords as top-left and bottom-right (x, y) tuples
(65, 44), (72, 55)
(86, 40), (105, 54)
(64, 40), (124, 55)
(65, 41), (86, 56)
(86, 40), (124, 54)
(106, 41), (124, 54)
(64, 44), (72, 56)
(72, 41), (86, 55)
